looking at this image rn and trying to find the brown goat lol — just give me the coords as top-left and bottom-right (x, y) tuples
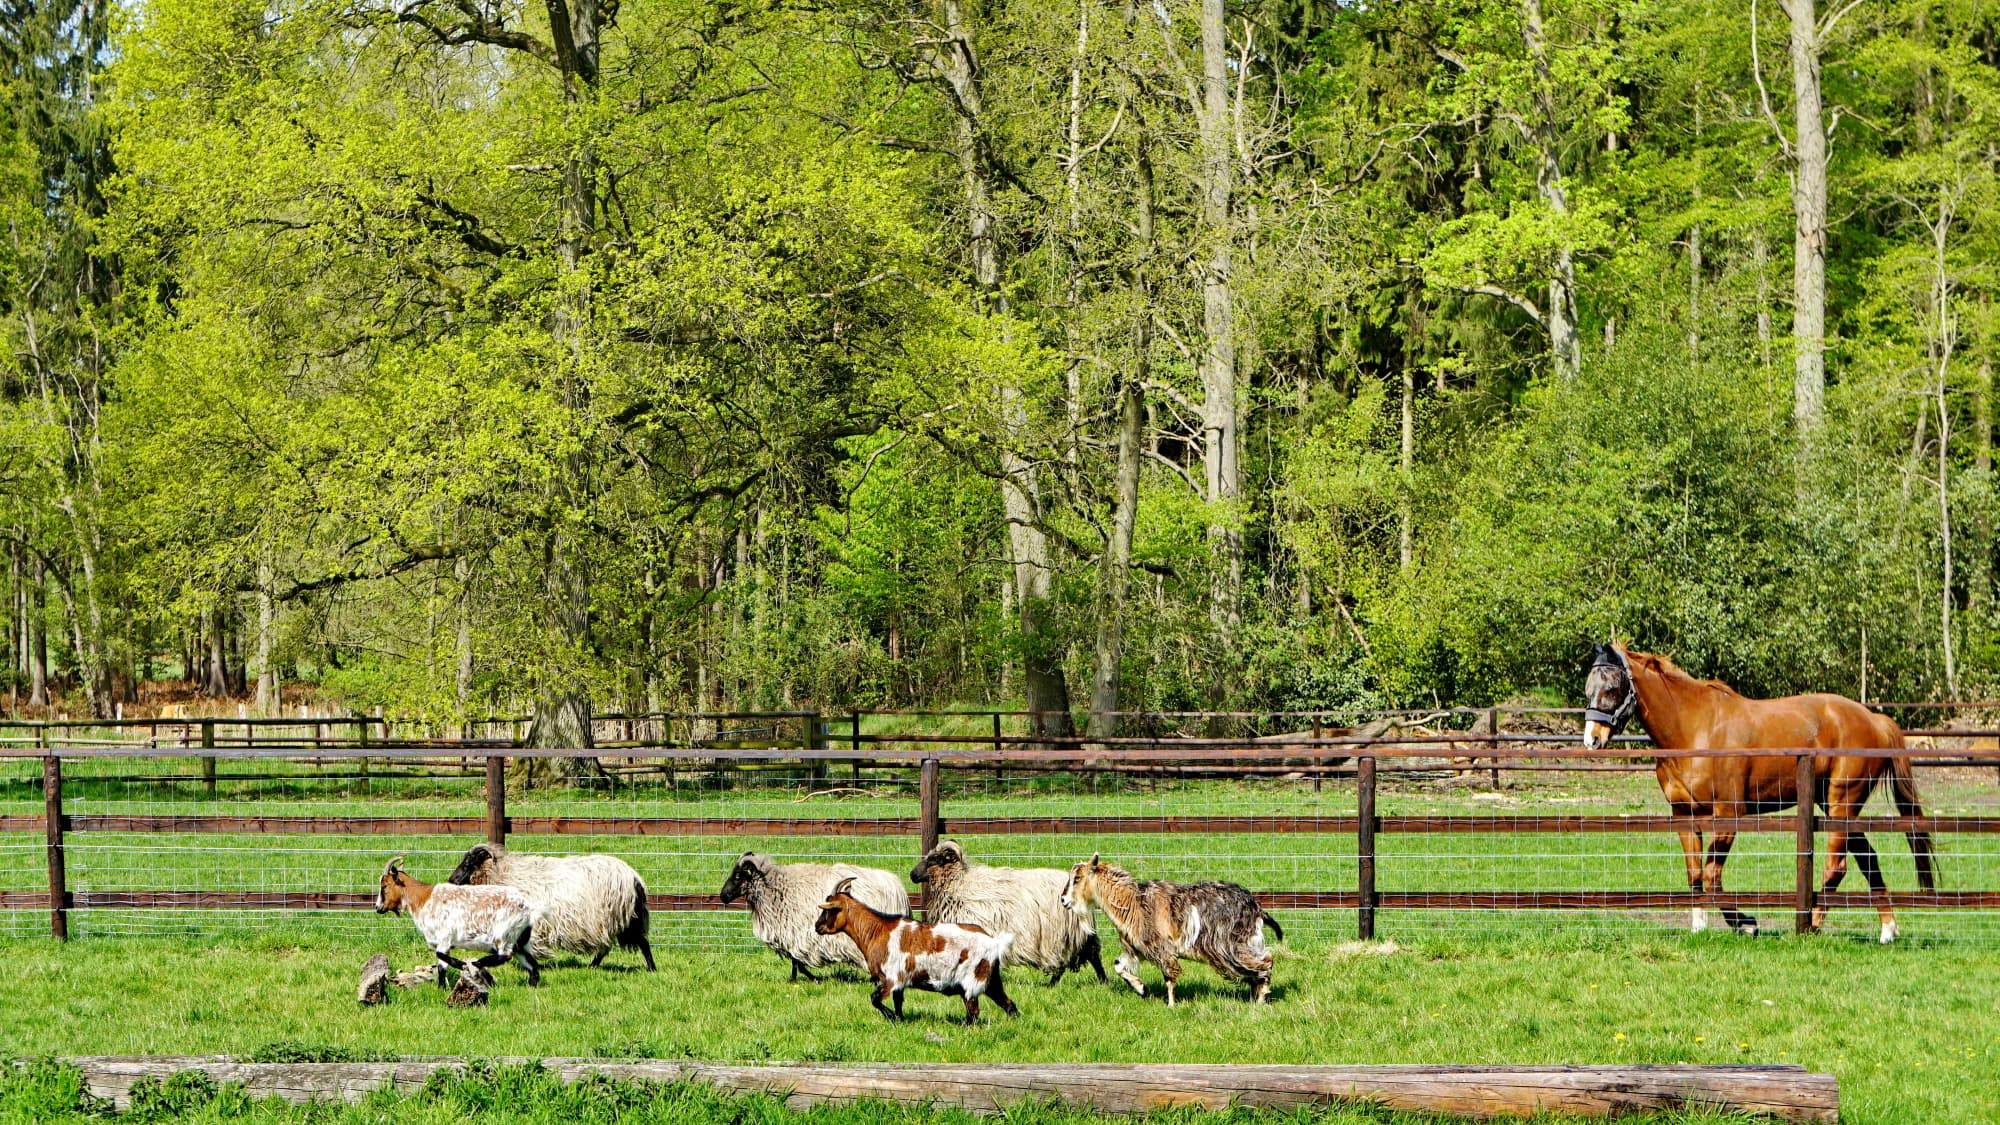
(1061, 854), (1280, 1006)
(812, 877), (1019, 1025)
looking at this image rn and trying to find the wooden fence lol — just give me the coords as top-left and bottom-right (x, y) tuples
(3, 710), (1998, 942)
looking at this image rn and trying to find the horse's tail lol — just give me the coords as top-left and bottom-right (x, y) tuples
(1888, 755), (1937, 891)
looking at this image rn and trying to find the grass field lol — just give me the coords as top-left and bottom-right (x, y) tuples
(0, 927), (1993, 1124)
(0, 751), (1994, 1122)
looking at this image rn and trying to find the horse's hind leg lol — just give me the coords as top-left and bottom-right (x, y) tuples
(1703, 828), (1756, 935)
(1846, 832), (1898, 943)
(1811, 827), (1850, 933)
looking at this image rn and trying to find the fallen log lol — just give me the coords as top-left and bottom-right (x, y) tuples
(61, 1057), (1838, 1122)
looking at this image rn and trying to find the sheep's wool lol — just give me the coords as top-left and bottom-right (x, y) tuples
(747, 863), (909, 970)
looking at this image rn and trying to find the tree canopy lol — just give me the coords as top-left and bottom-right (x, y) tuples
(3, 0), (1996, 722)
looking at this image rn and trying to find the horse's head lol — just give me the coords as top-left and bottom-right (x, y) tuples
(1582, 643), (1638, 750)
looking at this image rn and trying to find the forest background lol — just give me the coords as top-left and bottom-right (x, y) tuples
(3, 0), (1996, 742)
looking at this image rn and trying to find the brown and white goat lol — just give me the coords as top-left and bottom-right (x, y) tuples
(813, 876), (1019, 1025)
(377, 856), (543, 988)
(1060, 853), (1280, 1006)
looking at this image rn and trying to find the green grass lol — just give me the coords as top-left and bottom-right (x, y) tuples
(0, 761), (1992, 1121)
(0, 929), (1993, 1124)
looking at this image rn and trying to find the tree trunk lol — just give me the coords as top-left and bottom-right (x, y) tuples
(1195, 0), (1241, 635)
(456, 556), (475, 731)
(1520, 0), (1582, 380)
(526, 0), (603, 768)
(1399, 282), (1423, 573)
(1928, 196), (1957, 697)
(27, 555), (49, 707)
(201, 607), (229, 698)
(936, 0), (1073, 740)
(1753, 226), (1773, 368)
(1785, 0), (1827, 428)
(1969, 360), (1993, 628)
(1088, 117), (1153, 742)
(255, 556), (277, 714)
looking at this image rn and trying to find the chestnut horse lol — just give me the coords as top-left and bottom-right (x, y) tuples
(1581, 643), (1936, 942)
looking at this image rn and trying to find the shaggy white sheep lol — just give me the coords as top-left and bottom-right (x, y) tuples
(910, 839), (1106, 985)
(446, 843), (654, 971)
(720, 852), (910, 980)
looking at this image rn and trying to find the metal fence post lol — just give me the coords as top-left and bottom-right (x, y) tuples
(486, 755), (507, 845)
(920, 758), (941, 856)
(43, 731), (66, 942)
(1357, 754), (1377, 941)
(1795, 753), (1816, 935)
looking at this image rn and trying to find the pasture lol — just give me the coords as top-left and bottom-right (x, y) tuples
(1, 732), (1995, 1124)
(0, 928), (1994, 1124)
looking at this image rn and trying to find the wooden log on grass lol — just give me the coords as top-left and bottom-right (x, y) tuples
(60, 1057), (1838, 1122)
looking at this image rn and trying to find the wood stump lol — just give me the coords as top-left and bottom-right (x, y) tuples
(446, 964), (492, 1007)
(357, 954), (391, 1005)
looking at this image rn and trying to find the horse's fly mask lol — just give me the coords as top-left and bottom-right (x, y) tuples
(1585, 644), (1638, 737)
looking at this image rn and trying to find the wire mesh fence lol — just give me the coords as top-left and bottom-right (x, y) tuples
(0, 707), (1996, 949)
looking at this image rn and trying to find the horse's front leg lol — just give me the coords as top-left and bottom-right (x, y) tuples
(1677, 824), (1707, 933)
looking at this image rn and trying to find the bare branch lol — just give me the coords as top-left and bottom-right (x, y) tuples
(1750, 0), (1796, 159)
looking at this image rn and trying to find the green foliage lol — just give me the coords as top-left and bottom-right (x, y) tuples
(1, 0), (1996, 722)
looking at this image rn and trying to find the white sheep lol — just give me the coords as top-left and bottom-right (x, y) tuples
(719, 851), (910, 980)
(446, 843), (654, 971)
(910, 839), (1106, 986)
(376, 855), (542, 988)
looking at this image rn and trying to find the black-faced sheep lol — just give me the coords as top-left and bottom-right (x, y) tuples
(1060, 853), (1280, 1006)
(446, 843), (654, 971)
(910, 839), (1105, 986)
(813, 877), (1018, 1024)
(376, 855), (542, 988)
(720, 851), (910, 980)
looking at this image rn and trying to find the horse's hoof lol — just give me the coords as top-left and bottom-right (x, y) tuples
(1690, 908), (1709, 933)
(1879, 921), (1899, 944)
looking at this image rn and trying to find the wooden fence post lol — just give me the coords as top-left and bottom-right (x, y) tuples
(200, 720), (216, 795)
(991, 712), (1003, 755)
(485, 755), (506, 845)
(356, 718), (370, 783)
(920, 758), (941, 856)
(1311, 716), (1323, 793)
(1482, 708), (1500, 789)
(43, 733), (66, 942)
(803, 709), (827, 786)
(1795, 754), (1816, 935)
(1357, 754), (1377, 941)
